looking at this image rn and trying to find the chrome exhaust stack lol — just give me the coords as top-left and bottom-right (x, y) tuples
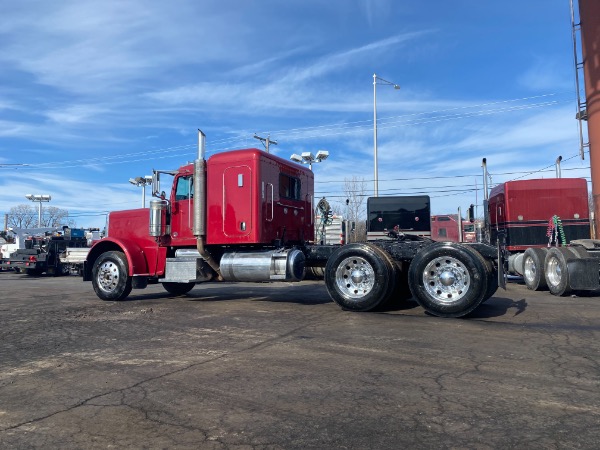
(193, 130), (206, 237)
(482, 158), (490, 244)
(482, 158), (489, 201)
(193, 130), (223, 280)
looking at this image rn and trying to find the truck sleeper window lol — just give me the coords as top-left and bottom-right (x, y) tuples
(279, 173), (301, 200)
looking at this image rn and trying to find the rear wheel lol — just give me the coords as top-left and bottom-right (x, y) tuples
(25, 268), (43, 276)
(567, 245), (589, 259)
(461, 245), (498, 303)
(544, 247), (573, 296)
(92, 251), (132, 301)
(325, 243), (395, 311)
(162, 282), (195, 296)
(523, 248), (548, 291)
(408, 243), (487, 317)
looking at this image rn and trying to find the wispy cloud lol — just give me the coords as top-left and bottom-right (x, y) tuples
(518, 57), (574, 91)
(0, 1), (581, 223)
(146, 32), (430, 115)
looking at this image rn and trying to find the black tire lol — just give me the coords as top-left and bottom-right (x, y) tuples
(522, 248), (548, 291)
(92, 251), (132, 301)
(162, 282), (195, 296)
(408, 242), (487, 318)
(461, 245), (498, 303)
(544, 247), (573, 296)
(325, 243), (395, 311)
(567, 245), (589, 259)
(51, 263), (66, 277)
(26, 268), (43, 276)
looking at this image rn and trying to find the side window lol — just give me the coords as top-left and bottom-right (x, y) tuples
(279, 173), (301, 200)
(175, 176), (193, 200)
(438, 228), (447, 237)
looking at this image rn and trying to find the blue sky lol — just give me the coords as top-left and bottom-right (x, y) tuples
(0, 0), (589, 228)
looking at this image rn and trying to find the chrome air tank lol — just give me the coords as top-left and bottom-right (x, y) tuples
(149, 200), (168, 237)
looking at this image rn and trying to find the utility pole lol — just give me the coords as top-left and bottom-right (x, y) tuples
(254, 134), (278, 153)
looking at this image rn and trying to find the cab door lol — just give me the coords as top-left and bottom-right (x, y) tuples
(170, 175), (196, 245)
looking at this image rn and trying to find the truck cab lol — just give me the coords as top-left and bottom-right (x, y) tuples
(85, 147), (314, 293)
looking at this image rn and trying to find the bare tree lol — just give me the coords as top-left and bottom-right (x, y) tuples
(342, 176), (368, 242)
(329, 202), (343, 216)
(7, 205), (36, 228)
(42, 206), (70, 227)
(7, 204), (71, 228)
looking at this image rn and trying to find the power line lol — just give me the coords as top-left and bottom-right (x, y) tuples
(1, 93), (571, 171)
(256, 92), (569, 136)
(315, 163), (590, 185)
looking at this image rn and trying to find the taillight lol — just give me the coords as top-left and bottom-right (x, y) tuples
(29, 255), (37, 262)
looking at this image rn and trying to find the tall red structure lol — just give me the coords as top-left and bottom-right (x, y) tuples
(579, 0), (600, 235)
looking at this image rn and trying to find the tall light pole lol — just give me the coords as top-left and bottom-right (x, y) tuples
(25, 194), (51, 227)
(373, 73), (400, 197)
(129, 176), (153, 207)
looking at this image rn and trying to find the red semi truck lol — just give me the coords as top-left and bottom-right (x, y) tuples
(486, 177), (599, 296)
(84, 132), (502, 317)
(430, 215), (477, 243)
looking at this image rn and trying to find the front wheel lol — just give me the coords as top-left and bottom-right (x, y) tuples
(92, 251), (132, 301)
(162, 282), (195, 296)
(325, 243), (395, 311)
(408, 243), (487, 317)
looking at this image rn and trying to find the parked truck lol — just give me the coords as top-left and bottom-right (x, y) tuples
(431, 214), (478, 243)
(486, 176), (598, 296)
(83, 132), (502, 318)
(1, 227), (61, 270)
(4, 227), (93, 275)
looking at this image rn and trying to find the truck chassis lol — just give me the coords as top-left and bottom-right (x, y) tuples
(85, 235), (501, 318)
(84, 131), (501, 318)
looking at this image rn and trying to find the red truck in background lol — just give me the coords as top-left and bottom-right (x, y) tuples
(484, 176), (599, 296)
(84, 132), (502, 318)
(488, 178), (590, 252)
(430, 215), (478, 243)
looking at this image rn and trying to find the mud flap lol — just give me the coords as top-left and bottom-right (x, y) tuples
(567, 258), (600, 290)
(497, 239), (507, 290)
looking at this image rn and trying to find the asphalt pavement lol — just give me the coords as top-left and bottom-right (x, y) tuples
(1, 271), (599, 449)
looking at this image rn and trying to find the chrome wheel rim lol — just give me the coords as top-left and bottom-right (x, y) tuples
(546, 256), (561, 287)
(524, 255), (537, 283)
(335, 256), (375, 299)
(97, 260), (120, 293)
(423, 256), (470, 304)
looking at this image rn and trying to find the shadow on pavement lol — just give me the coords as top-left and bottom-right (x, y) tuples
(468, 297), (528, 319)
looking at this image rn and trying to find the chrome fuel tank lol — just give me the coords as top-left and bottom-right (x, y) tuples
(220, 249), (305, 282)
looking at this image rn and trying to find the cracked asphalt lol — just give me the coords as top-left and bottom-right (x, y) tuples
(1, 271), (599, 449)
